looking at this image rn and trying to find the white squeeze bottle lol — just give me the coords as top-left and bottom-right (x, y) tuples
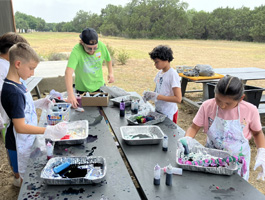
(163, 166), (183, 175)
(46, 141), (54, 160)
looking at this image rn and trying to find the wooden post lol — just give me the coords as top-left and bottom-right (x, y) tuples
(10, 0), (16, 32)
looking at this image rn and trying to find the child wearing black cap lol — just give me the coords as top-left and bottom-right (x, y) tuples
(65, 28), (114, 108)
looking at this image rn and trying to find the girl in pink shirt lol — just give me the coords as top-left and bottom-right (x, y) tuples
(185, 75), (265, 181)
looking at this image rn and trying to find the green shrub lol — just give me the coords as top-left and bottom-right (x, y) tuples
(106, 44), (115, 57)
(117, 49), (129, 65)
(47, 52), (69, 61)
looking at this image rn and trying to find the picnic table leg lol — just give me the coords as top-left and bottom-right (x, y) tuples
(202, 83), (210, 100)
(181, 78), (188, 97)
(34, 86), (41, 99)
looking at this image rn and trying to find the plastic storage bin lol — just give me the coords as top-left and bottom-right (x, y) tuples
(207, 83), (264, 108)
(47, 103), (71, 125)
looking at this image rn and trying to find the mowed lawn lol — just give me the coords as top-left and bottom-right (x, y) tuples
(21, 32), (265, 96)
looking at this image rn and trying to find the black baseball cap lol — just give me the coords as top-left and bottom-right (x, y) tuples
(79, 28), (98, 45)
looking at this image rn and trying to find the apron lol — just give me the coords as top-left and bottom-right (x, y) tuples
(5, 81), (37, 179)
(206, 105), (251, 180)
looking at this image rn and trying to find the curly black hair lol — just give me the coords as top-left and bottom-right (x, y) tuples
(149, 45), (174, 62)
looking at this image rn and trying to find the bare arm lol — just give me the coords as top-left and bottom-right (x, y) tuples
(65, 67), (78, 108)
(252, 129), (265, 149)
(106, 60), (114, 83)
(157, 87), (182, 103)
(185, 123), (201, 138)
(13, 118), (45, 134)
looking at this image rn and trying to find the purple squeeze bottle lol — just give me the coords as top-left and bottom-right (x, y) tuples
(76, 94), (82, 107)
(120, 99), (125, 117)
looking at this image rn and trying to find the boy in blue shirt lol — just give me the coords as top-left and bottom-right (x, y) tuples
(1, 42), (68, 186)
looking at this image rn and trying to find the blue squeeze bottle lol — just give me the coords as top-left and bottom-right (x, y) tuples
(53, 162), (71, 174)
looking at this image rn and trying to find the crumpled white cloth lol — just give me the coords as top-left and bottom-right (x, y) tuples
(142, 91), (158, 102)
(254, 148), (265, 181)
(34, 96), (54, 110)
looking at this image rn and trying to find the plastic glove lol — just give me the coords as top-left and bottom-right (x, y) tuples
(254, 148), (265, 181)
(177, 136), (196, 155)
(143, 91), (158, 102)
(34, 96), (54, 110)
(44, 121), (68, 140)
(49, 89), (63, 100)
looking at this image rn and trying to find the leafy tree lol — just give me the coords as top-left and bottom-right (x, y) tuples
(188, 10), (210, 39)
(36, 17), (46, 31)
(44, 23), (56, 32)
(233, 7), (253, 41)
(249, 5), (265, 42)
(62, 22), (75, 32)
(208, 7), (237, 40)
(15, 18), (29, 32)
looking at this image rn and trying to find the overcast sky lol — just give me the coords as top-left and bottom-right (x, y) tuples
(12, 0), (265, 23)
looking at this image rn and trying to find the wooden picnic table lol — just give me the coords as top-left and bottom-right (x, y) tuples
(103, 102), (265, 200)
(18, 107), (140, 200)
(180, 67), (265, 110)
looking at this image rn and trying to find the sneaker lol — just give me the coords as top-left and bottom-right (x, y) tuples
(13, 177), (21, 187)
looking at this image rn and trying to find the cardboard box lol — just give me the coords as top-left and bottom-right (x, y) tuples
(81, 92), (109, 107)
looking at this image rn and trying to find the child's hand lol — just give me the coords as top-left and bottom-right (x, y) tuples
(254, 148), (265, 181)
(44, 122), (68, 140)
(177, 136), (195, 155)
(143, 91), (158, 102)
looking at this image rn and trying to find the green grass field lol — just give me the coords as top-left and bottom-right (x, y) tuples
(20, 32), (265, 96)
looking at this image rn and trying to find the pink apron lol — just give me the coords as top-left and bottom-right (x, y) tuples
(206, 105), (251, 180)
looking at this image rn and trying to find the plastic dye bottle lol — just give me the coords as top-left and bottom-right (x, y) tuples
(162, 135), (168, 151)
(163, 166), (182, 175)
(120, 99), (125, 117)
(52, 104), (59, 112)
(53, 162), (71, 174)
(46, 141), (53, 160)
(154, 164), (161, 185)
(131, 100), (139, 114)
(165, 164), (173, 186)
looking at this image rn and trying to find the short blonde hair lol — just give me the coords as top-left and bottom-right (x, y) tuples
(9, 42), (39, 66)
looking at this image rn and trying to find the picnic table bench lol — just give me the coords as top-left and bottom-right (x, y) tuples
(25, 76), (42, 99)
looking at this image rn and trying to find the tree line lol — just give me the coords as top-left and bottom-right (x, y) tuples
(15, 0), (265, 42)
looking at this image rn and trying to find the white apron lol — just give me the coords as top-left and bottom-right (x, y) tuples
(206, 105), (251, 180)
(5, 81), (37, 179)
